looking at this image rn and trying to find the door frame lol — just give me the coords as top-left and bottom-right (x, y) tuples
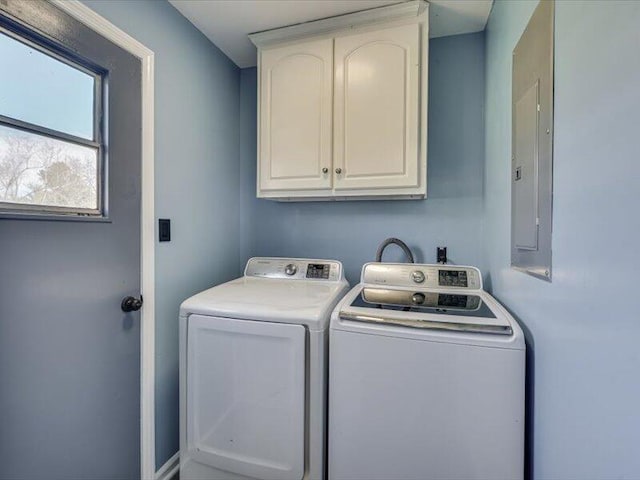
(49, 1), (157, 478)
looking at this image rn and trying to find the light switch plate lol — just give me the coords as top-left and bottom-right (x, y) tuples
(159, 219), (171, 242)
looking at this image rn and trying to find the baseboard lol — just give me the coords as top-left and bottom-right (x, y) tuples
(155, 452), (179, 480)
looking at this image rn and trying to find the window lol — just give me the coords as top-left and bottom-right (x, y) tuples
(0, 22), (105, 217)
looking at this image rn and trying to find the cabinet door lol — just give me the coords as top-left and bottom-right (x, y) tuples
(186, 315), (305, 480)
(334, 24), (421, 191)
(259, 39), (333, 192)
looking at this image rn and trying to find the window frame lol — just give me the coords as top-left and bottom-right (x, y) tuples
(0, 17), (107, 220)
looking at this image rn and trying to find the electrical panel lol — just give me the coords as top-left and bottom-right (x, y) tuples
(511, 0), (554, 281)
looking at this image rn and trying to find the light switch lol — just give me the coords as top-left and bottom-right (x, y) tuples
(159, 219), (171, 242)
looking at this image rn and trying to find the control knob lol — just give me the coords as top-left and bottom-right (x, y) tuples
(411, 293), (426, 305)
(284, 264), (298, 276)
(411, 270), (425, 283)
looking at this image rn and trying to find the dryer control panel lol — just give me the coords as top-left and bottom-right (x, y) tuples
(245, 257), (343, 282)
(362, 263), (482, 290)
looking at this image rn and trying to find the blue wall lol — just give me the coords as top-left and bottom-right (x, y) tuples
(82, 1), (241, 469)
(240, 33), (486, 284)
(484, 1), (640, 478)
(79, 2), (640, 476)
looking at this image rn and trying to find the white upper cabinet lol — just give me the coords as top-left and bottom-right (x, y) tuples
(334, 23), (420, 192)
(251, 0), (428, 201)
(259, 39), (333, 192)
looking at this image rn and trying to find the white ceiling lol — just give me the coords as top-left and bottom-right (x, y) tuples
(169, 0), (493, 68)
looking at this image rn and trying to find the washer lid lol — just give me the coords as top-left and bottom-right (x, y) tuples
(180, 276), (348, 329)
(339, 287), (512, 335)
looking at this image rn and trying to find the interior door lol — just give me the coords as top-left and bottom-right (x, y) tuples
(0, 2), (142, 478)
(187, 315), (305, 480)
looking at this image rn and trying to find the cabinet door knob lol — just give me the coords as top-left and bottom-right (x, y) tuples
(335, 168), (342, 174)
(322, 167), (328, 174)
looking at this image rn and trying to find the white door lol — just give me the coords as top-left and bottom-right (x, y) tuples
(259, 38), (333, 192)
(334, 23), (421, 191)
(186, 315), (306, 480)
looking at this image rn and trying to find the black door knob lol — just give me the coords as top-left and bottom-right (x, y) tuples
(121, 295), (143, 312)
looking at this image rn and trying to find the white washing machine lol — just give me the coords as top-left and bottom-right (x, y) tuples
(329, 262), (525, 480)
(179, 257), (349, 480)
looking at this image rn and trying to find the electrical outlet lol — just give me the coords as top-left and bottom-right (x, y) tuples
(437, 247), (447, 264)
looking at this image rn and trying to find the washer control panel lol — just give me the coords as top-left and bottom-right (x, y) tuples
(245, 257), (343, 281)
(362, 263), (482, 290)
(306, 263), (332, 279)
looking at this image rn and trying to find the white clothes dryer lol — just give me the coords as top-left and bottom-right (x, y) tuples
(329, 262), (525, 480)
(180, 257), (349, 480)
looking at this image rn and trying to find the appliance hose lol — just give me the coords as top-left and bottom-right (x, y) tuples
(375, 237), (415, 263)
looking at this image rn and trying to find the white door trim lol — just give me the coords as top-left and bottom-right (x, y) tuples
(48, 1), (156, 478)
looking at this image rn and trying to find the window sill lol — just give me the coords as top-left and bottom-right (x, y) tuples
(0, 211), (111, 223)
